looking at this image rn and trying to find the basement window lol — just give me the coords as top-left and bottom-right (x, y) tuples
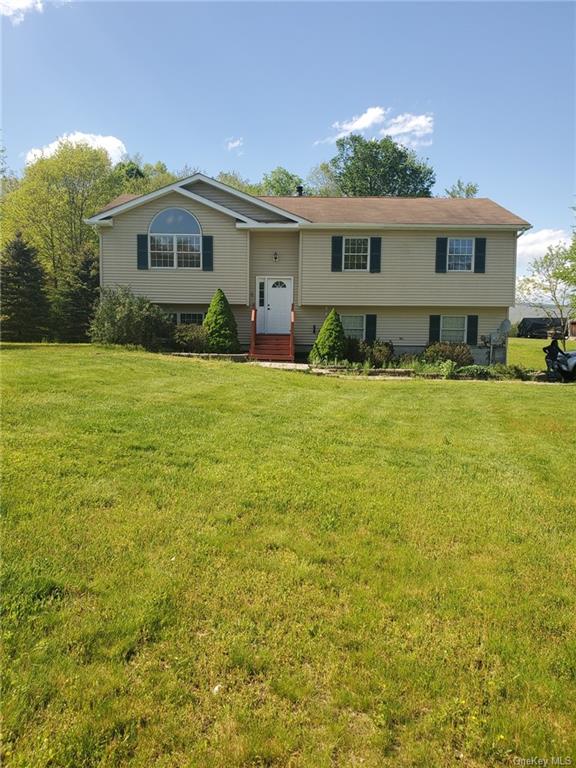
(341, 314), (365, 340)
(440, 316), (467, 343)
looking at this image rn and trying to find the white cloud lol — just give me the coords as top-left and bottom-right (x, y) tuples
(1, 0), (42, 24)
(1, 0), (70, 24)
(25, 131), (127, 165)
(516, 228), (571, 275)
(225, 137), (244, 153)
(380, 113), (434, 148)
(316, 107), (433, 147)
(315, 106), (389, 144)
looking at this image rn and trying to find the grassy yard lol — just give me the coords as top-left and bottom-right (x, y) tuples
(2, 345), (575, 768)
(508, 336), (576, 370)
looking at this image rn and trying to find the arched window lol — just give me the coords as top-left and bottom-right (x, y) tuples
(271, 280), (287, 288)
(148, 208), (202, 268)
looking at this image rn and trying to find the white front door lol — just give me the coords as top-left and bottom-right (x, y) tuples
(256, 277), (293, 334)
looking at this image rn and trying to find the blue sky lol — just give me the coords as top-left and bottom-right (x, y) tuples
(2, 0), (574, 272)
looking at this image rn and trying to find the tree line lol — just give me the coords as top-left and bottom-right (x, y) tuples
(1, 133), (482, 341)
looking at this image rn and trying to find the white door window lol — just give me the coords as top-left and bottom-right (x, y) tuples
(256, 277), (293, 334)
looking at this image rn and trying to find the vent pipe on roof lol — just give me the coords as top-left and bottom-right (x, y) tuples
(296, 185), (304, 197)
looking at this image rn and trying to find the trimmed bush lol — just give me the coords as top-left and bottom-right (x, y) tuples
(203, 289), (240, 353)
(90, 286), (173, 350)
(309, 309), (346, 363)
(173, 324), (209, 353)
(423, 342), (474, 367)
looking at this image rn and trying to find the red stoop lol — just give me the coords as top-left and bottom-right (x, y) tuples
(251, 334), (293, 362)
(249, 304), (295, 362)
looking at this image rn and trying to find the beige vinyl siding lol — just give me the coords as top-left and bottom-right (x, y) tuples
(300, 230), (517, 306)
(159, 304), (506, 350)
(186, 182), (292, 223)
(293, 306), (508, 347)
(100, 192), (248, 304)
(248, 232), (300, 307)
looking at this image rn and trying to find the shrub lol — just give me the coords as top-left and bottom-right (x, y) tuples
(491, 363), (530, 380)
(90, 286), (173, 350)
(203, 289), (240, 353)
(173, 324), (209, 353)
(343, 336), (364, 363)
(423, 342), (474, 367)
(458, 364), (493, 379)
(361, 339), (395, 368)
(439, 360), (459, 379)
(309, 309), (346, 364)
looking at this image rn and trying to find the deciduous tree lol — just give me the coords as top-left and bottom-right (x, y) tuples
(216, 171), (262, 196)
(307, 162), (342, 197)
(329, 134), (435, 197)
(2, 142), (118, 289)
(445, 179), (479, 198)
(516, 241), (575, 346)
(260, 167), (305, 196)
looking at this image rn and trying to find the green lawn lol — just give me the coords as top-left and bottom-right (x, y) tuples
(508, 337), (576, 370)
(2, 345), (575, 768)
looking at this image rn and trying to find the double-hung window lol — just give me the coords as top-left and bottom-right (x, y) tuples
(149, 208), (202, 269)
(447, 238), (474, 271)
(440, 316), (467, 343)
(341, 314), (365, 340)
(343, 237), (369, 271)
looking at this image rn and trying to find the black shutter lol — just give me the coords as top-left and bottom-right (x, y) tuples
(369, 237), (381, 273)
(331, 236), (343, 272)
(137, 234), (148, 270)
(435, 238), (447, 273)
(467, 315), (479, 346)
(365, 314), (377, 342)
(202, 236), (213, 271)
(429, 315), (441, 343)
(474, 238), (486, 273)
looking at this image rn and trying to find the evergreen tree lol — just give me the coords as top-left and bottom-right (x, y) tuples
(53, 247), (100, 341)
(1, 234), (51, 341)
(203, 289), (240, 352)
(309, 309), (346, 363)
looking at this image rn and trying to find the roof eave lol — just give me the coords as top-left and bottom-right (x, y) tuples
(292, 221), (531, 232)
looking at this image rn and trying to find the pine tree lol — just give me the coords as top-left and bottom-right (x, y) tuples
(54, 247), (100, 341)
(1, 234), (50, 341)
(203, 289), (239, 353)
(309, 309), (346, 363)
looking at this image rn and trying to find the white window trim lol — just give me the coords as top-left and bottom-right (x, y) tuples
(340, 314), (366, 341)
(343, 236), (370, 272)
(447, 237), (475, 273)
(440, 315), (468, 343)
(148, 208), (203, 269)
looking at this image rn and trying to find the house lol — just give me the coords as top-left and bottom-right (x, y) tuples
(86, 174), (531, 362)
